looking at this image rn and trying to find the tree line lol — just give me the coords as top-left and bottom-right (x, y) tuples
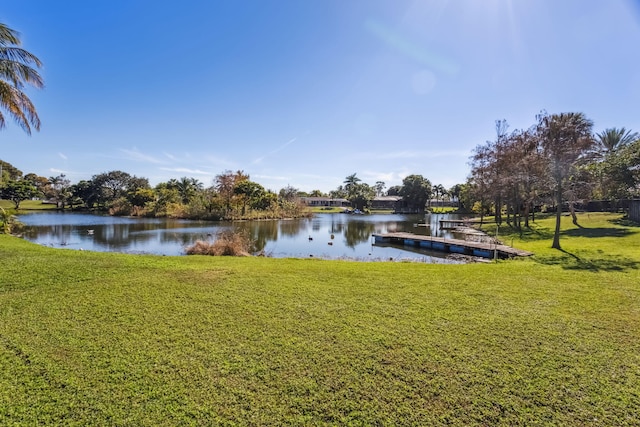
(0, 161), (456, 220)
(0, 166), (310, 220)
(297, 173), (455, 213)
(3, 109), (639, 251)
(464, 112), (639, 248)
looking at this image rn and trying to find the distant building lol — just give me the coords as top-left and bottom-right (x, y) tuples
(370, 196), (403, 210)
(630, 200), (640, 223)
(300, 197), (350, 207)
(428, 198), (455, 208)
(300, 195), (414, 212)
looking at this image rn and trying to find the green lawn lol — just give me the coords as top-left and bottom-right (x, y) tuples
(309, 206), (345, 213)
(1, 213), (639, 425)
(0, 199), (58, 210)
(428, 206), (458, 213)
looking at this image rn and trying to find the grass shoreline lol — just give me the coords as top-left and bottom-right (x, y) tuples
(1, 212), (639, 425)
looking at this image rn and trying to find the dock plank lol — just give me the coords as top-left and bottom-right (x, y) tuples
(373, 232), (533, 258)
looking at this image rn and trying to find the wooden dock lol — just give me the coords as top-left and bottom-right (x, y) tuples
(373, 232), (533, 259)
(438, 218), (479, 229)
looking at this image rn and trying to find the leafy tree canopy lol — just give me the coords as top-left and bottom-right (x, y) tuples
(399, 174), (432, 212)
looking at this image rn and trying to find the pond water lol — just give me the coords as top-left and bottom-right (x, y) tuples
(18, 212), (472, 263)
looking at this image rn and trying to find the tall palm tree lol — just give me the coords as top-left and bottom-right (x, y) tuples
(433, 184), (446, 207)
(343, 173), (361, 198)
(0, 23), (43, 134)
(537, 112), (594, 249)
(449, 184), (462, 208)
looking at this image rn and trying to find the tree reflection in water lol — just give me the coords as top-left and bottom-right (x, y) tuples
(239, 221), (278, 253)
(343, 220), (376, 248)
(279, 219), (306, 237)
(19, 212), (470, 262)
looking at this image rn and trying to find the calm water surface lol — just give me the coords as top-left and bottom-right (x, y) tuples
(18, 212), (471, 263)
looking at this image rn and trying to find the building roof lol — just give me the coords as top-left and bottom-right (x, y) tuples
(372, 196), (402, 201)
(300, 197), (349, 202)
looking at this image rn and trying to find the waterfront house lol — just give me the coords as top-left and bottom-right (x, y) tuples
(300, 197), (350, 208)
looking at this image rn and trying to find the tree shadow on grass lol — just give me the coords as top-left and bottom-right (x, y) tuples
(526, 226), (554, 240)
(491, 224), (554, 242)
(609, 217), (640, 228)
(561, 227), (637, 238)
(535, 248), (639, 272)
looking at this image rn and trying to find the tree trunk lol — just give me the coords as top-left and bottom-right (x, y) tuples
(552, 180), (562, 249)
(569, 201), (580, 227)
(514, 190), (521, 232)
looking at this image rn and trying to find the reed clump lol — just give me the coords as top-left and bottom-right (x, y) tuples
(185, 230), (253, 256)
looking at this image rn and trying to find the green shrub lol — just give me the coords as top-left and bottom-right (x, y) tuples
(0, 207), (22, 234)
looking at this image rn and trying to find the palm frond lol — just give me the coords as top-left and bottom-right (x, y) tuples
(0, 80), (40, 134)
(0, 58), (44, 88)
(0, 23), (43, 135)
(0, 46), (43, 67)
(0, 24), (21, 47)
(596, 127), (639, 154)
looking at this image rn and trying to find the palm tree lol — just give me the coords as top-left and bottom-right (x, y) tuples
(588, 128), (638, 201)
(0, 206), (18, 233)
(175, 177), (203, 204)
(437, 184), (448, 207)
(0, 23), (43, 134)
(48, 174), (71, 208)
(594, 128), (638, 157)
(343, 173), (361, 193)
(537, 112), (594, 249)
(440, 187), (449, 207)
(449, 184), (462, 208)
(432, 184), (446, 208)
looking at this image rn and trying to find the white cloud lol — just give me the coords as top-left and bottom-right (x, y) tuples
(253, 137), (298, 164)
(200, 154), (235, 169)
(159, 167), (212, 175)
(58, 152), (68, 160)
(361, 171), (396, 182)
(119, 148), (166, 164)
(253, 174), (288, 181)
(369, 149), (470, 160)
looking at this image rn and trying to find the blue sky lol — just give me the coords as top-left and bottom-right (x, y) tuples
(2, 0), (640, 193)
